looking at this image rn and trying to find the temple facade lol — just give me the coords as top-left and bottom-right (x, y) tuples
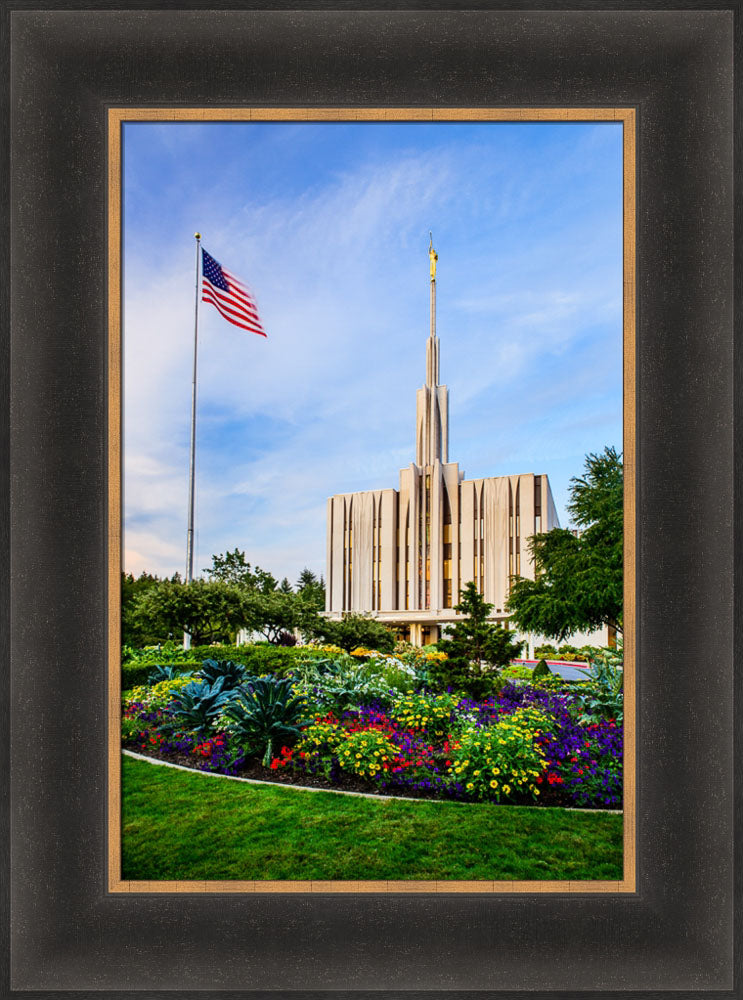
(324, 240), (564, 647)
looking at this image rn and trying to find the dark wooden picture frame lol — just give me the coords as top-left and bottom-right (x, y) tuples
(5, 5), (738, 994)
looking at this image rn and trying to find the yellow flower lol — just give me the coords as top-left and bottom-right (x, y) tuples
(466, 782), (474, 790)
(503, 784), (511, 795)
(489, 780), (498, 789)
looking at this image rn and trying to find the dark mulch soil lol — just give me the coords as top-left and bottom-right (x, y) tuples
(123, 743), (592, 809)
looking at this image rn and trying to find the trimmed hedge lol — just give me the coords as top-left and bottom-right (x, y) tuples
(121, 643), (333, 690)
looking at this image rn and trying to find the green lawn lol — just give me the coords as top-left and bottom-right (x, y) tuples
(121, 755), (623, 881)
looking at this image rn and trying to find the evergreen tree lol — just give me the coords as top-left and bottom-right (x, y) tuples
(432, 582), (522, 699)
(296, 567), (326, 611)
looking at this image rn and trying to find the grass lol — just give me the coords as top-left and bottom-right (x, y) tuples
(121, 755), (623, 882)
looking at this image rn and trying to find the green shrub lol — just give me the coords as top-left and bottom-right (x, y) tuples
(222, 677), (310, 766)
(500, 664), (582, 693)
(533, 658), (551, 678)
(213, 643), (308, 678)
(121, 643), (348, 692)
(533, 644), (558, 660)
(533, 644), (594, 663)
(122, 662), (195, 691)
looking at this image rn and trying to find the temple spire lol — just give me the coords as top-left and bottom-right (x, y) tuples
(416, 235), (448, 465)
(426, 233), (439, 387)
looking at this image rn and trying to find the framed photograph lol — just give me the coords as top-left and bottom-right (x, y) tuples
(5, 5), (737, 995)
(110, 106), (633, 894)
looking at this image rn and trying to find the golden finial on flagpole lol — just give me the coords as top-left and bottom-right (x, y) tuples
(429, 231), (438, 281)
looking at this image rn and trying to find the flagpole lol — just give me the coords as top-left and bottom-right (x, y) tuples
(184, 233), (201, 648)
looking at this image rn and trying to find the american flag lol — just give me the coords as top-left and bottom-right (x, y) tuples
(201, 248), (267, 337)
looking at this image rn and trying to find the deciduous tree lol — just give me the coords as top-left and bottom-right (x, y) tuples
(506, 446), (623, 640)
(310, 612), (395, 653)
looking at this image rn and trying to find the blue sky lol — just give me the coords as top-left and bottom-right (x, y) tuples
(123, 120), (623, 583)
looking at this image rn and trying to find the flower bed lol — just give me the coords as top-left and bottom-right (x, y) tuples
(122, 669), (622, 809)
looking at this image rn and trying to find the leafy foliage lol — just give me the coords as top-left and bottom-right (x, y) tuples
(122, 641), (202, 665)
(240, 589), (304, 644)
(222, 678), (310, 766)
(162, 677), (235, 737)
(122, 572), (164, 647)
(204, 548), (277, 592)
(199, 658), (250, 691)
(573, 647), (624, 725)
(507, 446), (623, 640)
(132, 579), (248, 646)
(146, 664), (195, 686)
(123, 675), (196, 713)
(124, 550), (328, 648)
(295, 655), (400, 713)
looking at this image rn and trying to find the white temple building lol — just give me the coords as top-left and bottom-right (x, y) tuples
(325, 240), (601, 651)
